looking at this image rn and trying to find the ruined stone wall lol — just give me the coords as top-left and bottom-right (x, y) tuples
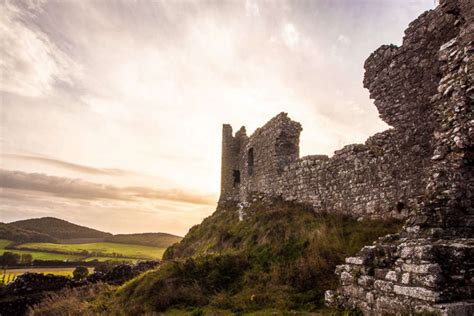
(220, 113), (303, 207)
(219, 0), (472, 224)
(219, 0), (473, 312)
(221, 112), (431, 219)
(278, 126), (430, 219)
(325, 0), (473, 314)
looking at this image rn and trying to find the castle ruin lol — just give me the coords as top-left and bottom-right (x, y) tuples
(219, 0), (473, 314)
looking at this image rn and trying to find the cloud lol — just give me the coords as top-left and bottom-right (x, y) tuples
(337, 34), (350, 45)
(245, 0), (260, 17)
(3, 153), (132, 176)
(281, 23), (300, 49)
(0, 1), (80, 97)
(0, 0), (434, 234)
(0, 169), (216, 205)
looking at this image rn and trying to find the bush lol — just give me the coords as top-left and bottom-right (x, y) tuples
(93, 261), (113, 274)
(0, 252), (21, 266)
(72, 266), (89, 280)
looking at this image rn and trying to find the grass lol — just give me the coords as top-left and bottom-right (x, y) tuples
(27, 283), (116, 316)
(15, 242), (166, 260)
(105, 233), (183, 248)
(107, 200), (403, 314)
(0, 239), (12, 249)
(16, 200), (403, 315)
(0, 239), (82, 261)
(1, 239), (166, 262)
(84, 256), (138, 263)
(0, 267), (95, 284)
(5, 267), (94, 277)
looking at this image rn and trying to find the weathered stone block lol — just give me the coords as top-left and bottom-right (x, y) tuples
(345, 257), (364, 265)
(374, 280), (394, 293)
(340, 271), (354, 285)
(401, 272), (411, 285)
(393, 285), (442, 302)
(402, 263), (441, 274)
(385, 270), (398, 282)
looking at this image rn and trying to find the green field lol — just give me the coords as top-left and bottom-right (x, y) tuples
(16, 242), (165, 260)
(85, 256), (137, 263)
(0, 239), (81, 261)
(1, 267), (94, 284)
(1, 239), (166, 262)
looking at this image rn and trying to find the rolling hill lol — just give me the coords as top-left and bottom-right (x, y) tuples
(0, 223), (58, 243)
(8, 217), (112, 241)
(105, 233), (182, 248)
(3, 217), (181, 250)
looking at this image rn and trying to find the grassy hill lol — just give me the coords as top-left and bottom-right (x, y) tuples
(105, 233), (182, 248)
(0, 223), (57, 243)
(5, 218), (182, 251)
(0, 217), (180, 264)
(8, 217), (112, 240)
(100, 200), (403, 314)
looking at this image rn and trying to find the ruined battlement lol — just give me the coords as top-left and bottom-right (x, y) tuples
(220, 0), (473, 313)
(219, 1), (472, 222)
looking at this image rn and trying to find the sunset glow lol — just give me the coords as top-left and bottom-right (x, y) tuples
(0, 0), (434, 235)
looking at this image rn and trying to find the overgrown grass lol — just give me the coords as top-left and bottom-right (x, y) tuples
(107, 200), (403, 314)
(27, 283), (115, 316)
(24, 201), (402, 315)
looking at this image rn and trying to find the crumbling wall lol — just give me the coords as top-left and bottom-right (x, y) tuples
(220, 113), (302, 206)
(219, 0), (473, 313)
(219, 0), (472, 222)
(325, 0), (474, 314)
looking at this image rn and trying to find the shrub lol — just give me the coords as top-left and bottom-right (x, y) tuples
(72, 266), (89, 280)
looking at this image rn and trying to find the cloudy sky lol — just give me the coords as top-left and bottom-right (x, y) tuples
(0, 0), (435, 236)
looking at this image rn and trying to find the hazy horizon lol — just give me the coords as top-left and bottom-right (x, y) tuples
(1, 0), (435, 236)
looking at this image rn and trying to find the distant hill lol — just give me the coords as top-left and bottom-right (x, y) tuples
(8, 217), (112, 240)
(0, 222), (58, 243)
(4, 217), (181, 248)
(105, 233), (182, 248)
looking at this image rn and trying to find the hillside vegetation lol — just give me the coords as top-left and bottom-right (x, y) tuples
(0, 223), (57, 243)
(8, 217), (112, 240)
(104, 200), (403, 314)
(105, 233), (182, 248)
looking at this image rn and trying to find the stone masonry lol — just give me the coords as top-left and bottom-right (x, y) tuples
(220, 0), (473, 314)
